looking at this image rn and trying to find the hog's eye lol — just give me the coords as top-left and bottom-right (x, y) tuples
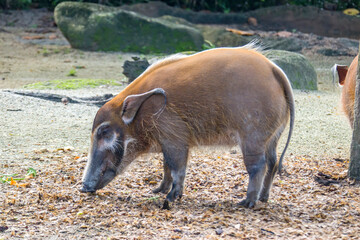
(97, 125), (112, 139)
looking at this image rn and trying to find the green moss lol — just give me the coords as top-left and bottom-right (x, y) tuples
(23, 79), (122, 90)
(55, 2), (203, 54)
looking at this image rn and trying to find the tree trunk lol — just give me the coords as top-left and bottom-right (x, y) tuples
(349, 41), (360, 179)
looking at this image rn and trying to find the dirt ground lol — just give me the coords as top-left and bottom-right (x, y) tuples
(0, 8), (359, 240)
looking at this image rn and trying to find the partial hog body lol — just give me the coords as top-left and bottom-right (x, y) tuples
(333, 55), (359, 127)
(81, 46), (295, 208)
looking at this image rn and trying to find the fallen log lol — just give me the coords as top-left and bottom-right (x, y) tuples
(3, 90), (113, 107)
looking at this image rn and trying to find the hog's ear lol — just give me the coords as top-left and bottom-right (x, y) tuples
(121, 88), (167, 125)
(332, 64), (348, 86)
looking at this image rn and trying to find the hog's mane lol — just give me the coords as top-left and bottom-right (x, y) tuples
(136, 41), (264, 82)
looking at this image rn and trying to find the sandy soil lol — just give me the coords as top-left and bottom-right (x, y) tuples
(0, 8), (359, 240)
(0, 12), (354, 162)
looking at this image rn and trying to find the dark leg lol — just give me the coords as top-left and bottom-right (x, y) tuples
(239, 149), (267, 208)
(153, 160), (172, 194)
(159, 141), (189, 202)
(259, 141), (278, 202)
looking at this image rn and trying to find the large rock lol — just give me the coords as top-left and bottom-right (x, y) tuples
(121, 1), (248, 24)
(54, 2), (204, 53)
(199, 25), (305, 52)
(198, 25), (254, 48)
(262, 37), (305, 52)
(249, 5), (360, 39)
(264, 50), (317, 90)
(122, 57), (150, 83)
(122, 1), (360, 39)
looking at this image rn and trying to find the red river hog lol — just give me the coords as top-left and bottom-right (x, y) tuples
(332, 55), (359, 128)
(81, 45), (295, 208)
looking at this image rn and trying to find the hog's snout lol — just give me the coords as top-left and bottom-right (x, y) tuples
(81, 167), (117, 194)
(80, 183), (97, 193)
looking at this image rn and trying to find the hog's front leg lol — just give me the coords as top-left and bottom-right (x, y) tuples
(160, 141), (189, 202)
(153, 160), (172, 194)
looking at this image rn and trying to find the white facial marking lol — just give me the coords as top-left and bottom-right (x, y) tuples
(123, 137), (136, 156)
(82, 151), (92, 182)
(102, 134), (117, 152)
(94, 122), (117, 152)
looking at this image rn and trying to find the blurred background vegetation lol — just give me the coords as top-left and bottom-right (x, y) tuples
(1, 0), (359, 12)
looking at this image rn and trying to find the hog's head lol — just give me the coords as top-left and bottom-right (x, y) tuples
(81, 88), (166, 193)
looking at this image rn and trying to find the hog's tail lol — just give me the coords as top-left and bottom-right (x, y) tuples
(271, 63), (295, 174)
(278, 92), (295, 174)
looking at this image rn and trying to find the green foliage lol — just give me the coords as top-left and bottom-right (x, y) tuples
(2, 0), (360, 12)
(0, 0), (32, 9)
(202, 40), (215, 50)
(27, 168), (37, 177)
(0, 168), (37, 184)
(23, 78), (122, 90)
(67, 68), (77, 77)
(145, 196), (160, 201)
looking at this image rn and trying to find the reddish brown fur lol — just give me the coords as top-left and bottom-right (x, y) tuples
(85, 46), (295, 207)
(100, 48), (292, 151)
(336, 55), (359, 127)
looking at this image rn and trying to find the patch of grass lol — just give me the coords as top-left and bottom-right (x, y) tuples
(63, 48), (71, 54)
(42, 47), (49, 57)
(202, 40), (216, 50)
(37, 47), (72, 56)
(23, 79), (122, 90)
(180, 51), (197, 55)
(1, 168), (36, 185)
(67, 68), (77, 77)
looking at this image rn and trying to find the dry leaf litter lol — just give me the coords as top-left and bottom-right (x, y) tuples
(1, 89), (359, 239)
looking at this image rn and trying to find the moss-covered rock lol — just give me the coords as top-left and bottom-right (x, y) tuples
(198, 25), (255, 48)
(54, 2), (204, 53)
(265, 50), (317, 90)
(123, 2), (360, 39)
(198, 25), (305, 52)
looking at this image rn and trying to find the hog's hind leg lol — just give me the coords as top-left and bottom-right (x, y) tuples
(260, 124), (285, 202)
(239, 140), (267, 208)
(259, 140), (278, 203)
(160, 141), (189, 202)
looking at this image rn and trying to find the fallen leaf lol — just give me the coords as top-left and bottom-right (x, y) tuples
(9, 177), (18, 186)
(343, 8), (359, 15)
(226, 28), (255, 36)
(17, 182), (30, 188)
(22, 35), (45, 40)
(48, 34), (57, 40)
(276, 31), (292, 38)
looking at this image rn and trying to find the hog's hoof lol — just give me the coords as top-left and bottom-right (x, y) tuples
(259, 192), (270, 203)
(152, 184), (171, 194)
(166, 189), (182, 202)
(239, 199), (257, 208)
(162, 199), (171, 210)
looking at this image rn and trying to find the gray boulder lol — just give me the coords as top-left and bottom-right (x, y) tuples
(198, 25), (305, 52)
(122, 57), (150, 84)
(198, 25), (254, 48)
(54, 2), (204, 53)
(265, 50), (317, 90)
(122, 2), (360, 39)
(263, 37), (305, 52)
(121, 1), (248, 25)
